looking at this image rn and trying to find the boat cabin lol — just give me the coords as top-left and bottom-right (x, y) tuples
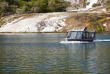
(66, 27), (95, 42)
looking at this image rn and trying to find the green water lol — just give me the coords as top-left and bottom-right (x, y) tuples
(0, 33), (110, 74)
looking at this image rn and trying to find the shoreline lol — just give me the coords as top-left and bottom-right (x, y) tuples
(0, 31), (110, 34)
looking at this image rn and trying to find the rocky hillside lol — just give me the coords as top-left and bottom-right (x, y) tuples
(0, 12), (110, 33)
(66, 0), (107, 12)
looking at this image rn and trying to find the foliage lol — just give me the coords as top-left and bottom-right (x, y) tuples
(95, 21), (105, 32)
(0, 0), (70, 16)
(0, 20), (5, 27)
(86, 2), (90, 5)
(48, 0), (70, 12)
(88, 14), (99, 21)
(106, 0), (110, 11)
(72, 4), (79, 9)
(83, 0), (87, 8)
(92, 3), (101, 7)
(87, 13), (106, 32)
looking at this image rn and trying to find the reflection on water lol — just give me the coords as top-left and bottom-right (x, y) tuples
(0, 33), (110, 74)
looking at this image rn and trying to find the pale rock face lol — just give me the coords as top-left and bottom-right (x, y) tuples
(66, 0), (80, 5)
(0, 13), (69, 32)
(86, 0), (98, 8)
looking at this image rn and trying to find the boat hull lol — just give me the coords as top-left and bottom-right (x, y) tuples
(67, 39), (93, 42)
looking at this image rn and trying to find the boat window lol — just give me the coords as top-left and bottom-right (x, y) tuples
(82, 32), (95, 39)
(67, 31), (71, 38)
(88, 32), (93, 39)
(82, 32), (89, 39)
(70, 32), (77, 39)
(86, 32), (92, 39)
(76, 32), (83, 39)
(67, 31), (95, 39)
(82, 32), (86, 39)
(92, 32), (95, 38)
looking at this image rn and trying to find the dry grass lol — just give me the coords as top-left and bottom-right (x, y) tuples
(59, 12), (110, 32)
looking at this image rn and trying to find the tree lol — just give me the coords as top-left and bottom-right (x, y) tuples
(106, 0), (110, 11)
(35, 0), (48, 12)
(0, 0), (70, 16)
(48, 0), (70, 12)
(0, 2), (8, 16)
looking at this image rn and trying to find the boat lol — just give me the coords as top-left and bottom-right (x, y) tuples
(66, 27), (96, 42)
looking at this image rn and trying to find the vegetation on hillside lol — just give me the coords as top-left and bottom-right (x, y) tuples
(0, 0), (110, 32)
(106, 0), (110, 11)
(92, 3), (101, 7)
(0, 0), (110, 17)
(60, 13), (110, 32)
(0, 0), (70, 16)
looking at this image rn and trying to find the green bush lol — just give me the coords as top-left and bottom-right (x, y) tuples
(0, 20), (5, 27)
(92, 3), (101, 7)
(48, 0), (70, 12)
(0, 0), (71, 16)
(72, 4), (79, 9)
(95, 22), (105, 32)
(106, 0), (110, 11)
(86, 2), (90, 5)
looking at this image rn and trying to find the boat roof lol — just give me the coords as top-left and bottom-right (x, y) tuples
(68, 30), (95, 32)
(68, 27), (95, 32)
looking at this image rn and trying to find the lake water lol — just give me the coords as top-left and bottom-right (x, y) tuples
(0, 33), (110, 74)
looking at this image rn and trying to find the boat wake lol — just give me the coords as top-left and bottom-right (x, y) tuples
(93, 39), (110, 42)
(60, 41), (92, 44)
(60, 39), (110, 44)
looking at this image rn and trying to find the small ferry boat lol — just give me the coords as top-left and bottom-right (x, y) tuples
(66, 27), (96, 42)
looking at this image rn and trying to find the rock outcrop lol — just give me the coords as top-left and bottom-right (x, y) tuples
(0, 12), (110, 32)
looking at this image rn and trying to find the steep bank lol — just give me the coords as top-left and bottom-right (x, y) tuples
(0, 12), (110, 33)
(66, 0), (107, 12)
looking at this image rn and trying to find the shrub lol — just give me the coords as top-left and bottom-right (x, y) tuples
(72, 4), (79, 9)
(86, 2), (90, 5)
(92, 3), (101, 7)
(95, 22), (105, 32)
(0, 0), (71, 16)
(106, 0), (110, 11)
(0, 20), (5, 27)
